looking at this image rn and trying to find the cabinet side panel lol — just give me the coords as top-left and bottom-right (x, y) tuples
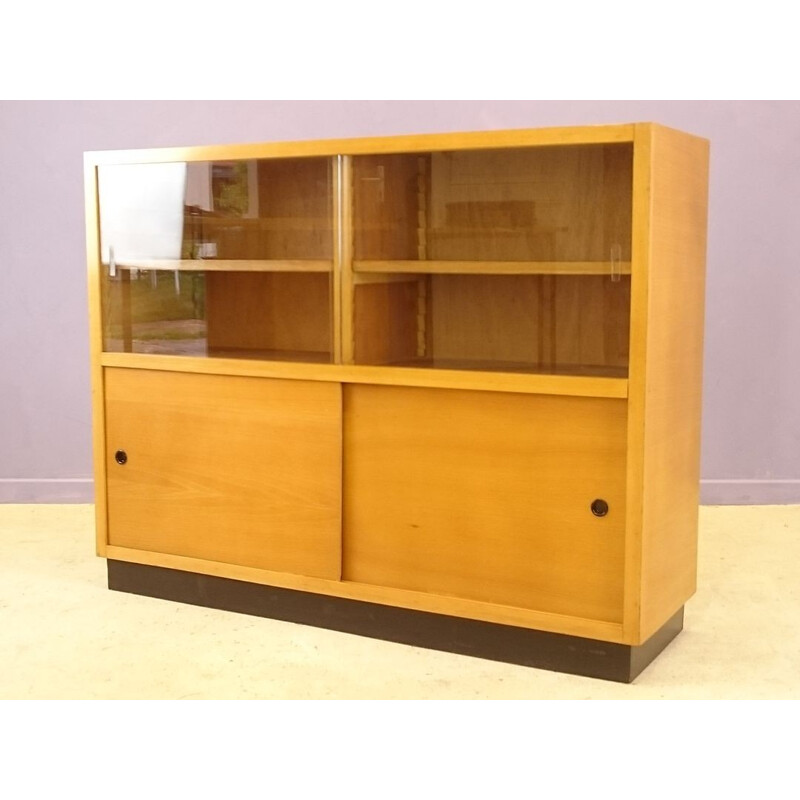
(353, 155), (419, 260)
(639, 126), (709, 640)
(353, 280), (419, 364)
(85, 161), (107, 554)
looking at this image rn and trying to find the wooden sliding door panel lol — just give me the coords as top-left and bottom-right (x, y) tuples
(105, 368), (341, 579)
(343, 385), (627, 622)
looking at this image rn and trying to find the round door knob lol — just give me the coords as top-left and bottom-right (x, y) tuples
(114, 450), (128, 465)
(590, 498), (608, 517)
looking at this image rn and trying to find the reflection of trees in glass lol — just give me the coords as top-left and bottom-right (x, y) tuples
(213, 162), (249, 216)
(104, 271), (206, 338)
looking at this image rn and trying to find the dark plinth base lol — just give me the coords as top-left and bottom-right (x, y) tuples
(107, 560), (683, 683)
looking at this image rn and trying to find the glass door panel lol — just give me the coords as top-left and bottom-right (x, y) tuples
(97, 157), (334, 361)
(351, 144), (633, 376)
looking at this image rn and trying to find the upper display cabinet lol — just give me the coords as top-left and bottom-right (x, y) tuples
(87, 127), (645, 379)
(97, 156), (335, 362)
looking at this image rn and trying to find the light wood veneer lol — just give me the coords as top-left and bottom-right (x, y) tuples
(86, 123), (709, 655)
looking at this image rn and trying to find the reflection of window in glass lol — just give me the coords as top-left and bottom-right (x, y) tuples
(98, 162), (187, 266)
(212, 162), (249, 216)
(183, 161), (260, 219)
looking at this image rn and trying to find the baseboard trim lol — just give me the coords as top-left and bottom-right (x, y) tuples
(0, 478), (94, 503)
(700, 479), (800, 505)
(108, 559), (684, 683)
(2, 480), (798, 506)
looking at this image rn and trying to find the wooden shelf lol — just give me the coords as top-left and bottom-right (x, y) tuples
(115, 258), (630, 276)
(113, 259), (333, 273)
(99, 352), (630, 398)
(353, 260), (632, 276)
(207, 348), (331, 363)
(427, 225), (564, 237)
(380, 357), (629, 379)
(196, 216), (331, 231)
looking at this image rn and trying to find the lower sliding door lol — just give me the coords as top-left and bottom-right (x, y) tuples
(343, 384), (628, 622)
(104, 368), (342, 579)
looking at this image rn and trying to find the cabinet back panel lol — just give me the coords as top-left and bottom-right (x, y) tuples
(343, 385), (627, 621)
(206, 271), (332, 358)
(192, 157), (333, 260)
(255, 157), (333, 259)
(104, 369), (342, 578)
(98, 158), (332, 264)
(102, 271), (332, 360)
(429, 145), (632, 262)
(351, 145), (632, 263)
(352, 273), (630, 374)
(430, 274), (544, 363)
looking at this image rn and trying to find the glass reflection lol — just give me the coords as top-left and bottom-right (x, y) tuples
(98, 158), (333, 360)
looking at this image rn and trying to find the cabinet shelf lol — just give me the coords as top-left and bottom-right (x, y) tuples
(380, 357), (628, 378)
(113, 259), (333, 273)
(99, 351), (629, 398)
(207, 348), (331, 363)
(353, 260), (632, 276)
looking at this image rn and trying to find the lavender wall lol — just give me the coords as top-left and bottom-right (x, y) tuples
(1, 101), (798, 504)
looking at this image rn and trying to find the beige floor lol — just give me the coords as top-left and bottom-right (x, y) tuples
(0, 503), (798, 699)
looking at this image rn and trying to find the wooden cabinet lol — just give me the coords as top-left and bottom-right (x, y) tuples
(85, 123), (709, 682)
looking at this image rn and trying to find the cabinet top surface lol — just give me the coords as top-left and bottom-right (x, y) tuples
(83, 122), (707, 165)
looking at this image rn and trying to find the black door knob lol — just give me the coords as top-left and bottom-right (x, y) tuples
(591, 498), (608, 517)
(114, 450), (128, 465)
